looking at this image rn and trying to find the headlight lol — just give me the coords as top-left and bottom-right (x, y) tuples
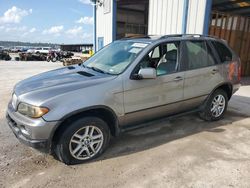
(17, 103), (49, 118)
(12, 93), (18, 109)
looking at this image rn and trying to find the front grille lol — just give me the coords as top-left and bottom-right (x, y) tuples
(7, 114), (18, 129)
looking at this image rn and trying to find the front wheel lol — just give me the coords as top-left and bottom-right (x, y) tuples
(52, 57), (57, 62)
(199, 89), (228, 121)
(54, 117), (110, 165)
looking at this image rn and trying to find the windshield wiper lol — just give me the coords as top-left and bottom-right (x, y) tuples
(86, 66), (108, 74)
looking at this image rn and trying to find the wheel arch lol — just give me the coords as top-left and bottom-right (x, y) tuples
(201, 82), (233, 111)
(213, 82), (233, 100)
(49, 105), (120, 151)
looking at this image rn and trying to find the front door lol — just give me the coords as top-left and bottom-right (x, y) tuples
(123, 41), (185, 126)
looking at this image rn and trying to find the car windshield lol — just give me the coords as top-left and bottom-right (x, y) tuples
(83, 41), (149, 75)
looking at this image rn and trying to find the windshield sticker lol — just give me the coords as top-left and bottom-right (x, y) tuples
(129, 47), (142, 54)
(131, 43), (148, 48)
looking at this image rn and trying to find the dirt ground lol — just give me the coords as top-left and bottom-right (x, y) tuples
(0, 61), (250, 188)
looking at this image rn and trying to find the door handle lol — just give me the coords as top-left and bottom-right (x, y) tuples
(173, 76), (183, 81)
(211, 69), (218, 74)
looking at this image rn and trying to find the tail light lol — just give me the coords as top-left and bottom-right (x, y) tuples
(238, 59), (241, 81)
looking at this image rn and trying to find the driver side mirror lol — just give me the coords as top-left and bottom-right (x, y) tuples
(138, 68), (156, 79)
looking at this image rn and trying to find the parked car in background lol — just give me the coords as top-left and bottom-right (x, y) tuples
(26, 47), (36, 53)
(20, 47), (29, 52)
(6, 34), (241, 165)
(27, 47), (51, 54)
(3, 47), (11, 52)
(36, 47), (51, 54)
(10, 47), (21, 53)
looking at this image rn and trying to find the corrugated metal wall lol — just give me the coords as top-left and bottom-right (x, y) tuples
(209, 11), (250, 76)
(96, 1), (114, 47)
(148, 0), (208, 35)
(186, 0), (207, 34)
(148, 0), (184, 35)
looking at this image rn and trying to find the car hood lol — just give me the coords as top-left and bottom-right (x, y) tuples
(14, 65), (116, 99)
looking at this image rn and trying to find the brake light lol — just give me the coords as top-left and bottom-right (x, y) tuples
(238, 63), (241, 81)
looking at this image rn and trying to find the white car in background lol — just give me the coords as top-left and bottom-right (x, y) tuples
(37, 47), (51, 54)
(27, 47), (51, 54)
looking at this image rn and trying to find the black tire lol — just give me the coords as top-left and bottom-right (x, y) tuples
(52, 57), (57, 62)
(199, 89), (228, 121)
(54, 117), (110, 165)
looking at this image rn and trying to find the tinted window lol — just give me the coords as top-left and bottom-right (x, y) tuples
(136, 42), (179, 76)
(206, 42), (217, 65)
(186, 41), (215, 70)
(211, 41), (232, 62)
(156, 42), (179, 75)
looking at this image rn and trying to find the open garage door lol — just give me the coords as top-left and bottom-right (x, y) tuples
(116, 0), (149, 39)
(210, 0), (250, 76)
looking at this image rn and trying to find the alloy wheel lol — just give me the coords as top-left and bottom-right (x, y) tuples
(69, 125), (104, 160)
(210, 94), (226, 118)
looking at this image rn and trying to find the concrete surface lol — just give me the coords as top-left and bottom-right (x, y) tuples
(0, 61), (250, 188)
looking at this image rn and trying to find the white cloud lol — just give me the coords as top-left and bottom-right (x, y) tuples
(78, 0), (92, 5)
(0, 6), (32, 24)
(65, 26), (83, 37)
(65, 26), (92, 42)
(42, 25), (64, 35)
(29, 27), (36, 33)
(5, 26), (27, 32)
(76, 16), (93, 25)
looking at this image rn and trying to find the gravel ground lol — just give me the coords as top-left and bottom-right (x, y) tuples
(0, 61), (250, 188)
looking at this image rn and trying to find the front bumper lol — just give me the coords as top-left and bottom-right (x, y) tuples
(6, 102), (58, 153)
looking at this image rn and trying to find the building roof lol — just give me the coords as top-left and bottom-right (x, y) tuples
(213, 0), (250, 17)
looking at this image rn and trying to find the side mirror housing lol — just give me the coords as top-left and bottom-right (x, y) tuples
(138, 68), (156, 79)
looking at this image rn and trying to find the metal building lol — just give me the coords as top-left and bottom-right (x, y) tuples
(94, 0), (212, 50)
(93, 0), (250, 76)
(60, 44), (93, 52)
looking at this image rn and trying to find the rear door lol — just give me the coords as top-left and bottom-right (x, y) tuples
(183, 40), (222, 109)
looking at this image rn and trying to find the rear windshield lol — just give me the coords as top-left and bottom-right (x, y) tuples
(211, 41), (232, 62)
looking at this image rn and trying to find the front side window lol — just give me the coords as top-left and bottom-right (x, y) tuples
(84, 41), (150, 75)
(211, 41), (232, 63)
(185, 40), (215, 70)
(136, 42), (179, 76)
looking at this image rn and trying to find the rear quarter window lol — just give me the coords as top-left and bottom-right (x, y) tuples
(211, 41), (232, 63)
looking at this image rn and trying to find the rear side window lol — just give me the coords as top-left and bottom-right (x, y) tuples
(185, 41), (216, 70)
(211, 41), (232, 63)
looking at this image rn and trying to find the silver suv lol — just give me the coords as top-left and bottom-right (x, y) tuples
(6, 35), (241, 164)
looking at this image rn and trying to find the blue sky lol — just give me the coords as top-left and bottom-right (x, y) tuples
(0, 0), (94, 44)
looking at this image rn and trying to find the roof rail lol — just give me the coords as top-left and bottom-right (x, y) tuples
(159, 34), (218, 39)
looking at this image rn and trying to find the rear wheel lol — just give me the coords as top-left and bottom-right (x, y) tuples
(54, 117), (110, 165)
(199, 89), (228, 121)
